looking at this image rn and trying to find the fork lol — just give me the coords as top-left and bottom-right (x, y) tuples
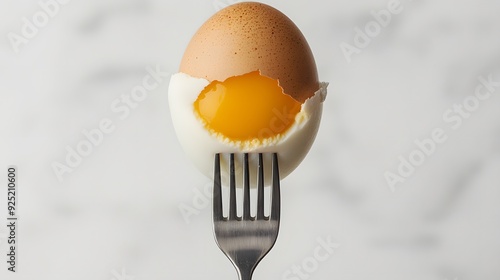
(213, 153), (281, 280)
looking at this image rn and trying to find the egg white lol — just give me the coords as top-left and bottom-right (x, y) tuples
(168, 72), (327, 186)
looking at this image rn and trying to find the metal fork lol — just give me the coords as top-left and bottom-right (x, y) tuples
(213, 153), (281, 280)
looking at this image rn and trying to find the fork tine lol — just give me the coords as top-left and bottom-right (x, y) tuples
(213, 153), (223, 221)
(229, 153), (238, 220)
(270, 153), (280, 221)
(256, 153), (265, 220)
(243, 153), (251, 220)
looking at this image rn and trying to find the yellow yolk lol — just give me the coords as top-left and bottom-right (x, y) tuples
(194, 71), (302, 142)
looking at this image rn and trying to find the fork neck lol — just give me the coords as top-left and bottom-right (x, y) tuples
(237, 269), (254, 280)
(235, 263), (256, 280)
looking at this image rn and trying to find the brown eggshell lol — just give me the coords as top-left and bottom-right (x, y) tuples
(179, 2), (319, 103)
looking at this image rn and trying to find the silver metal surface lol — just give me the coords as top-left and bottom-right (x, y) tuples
(213, 153), (281, 280)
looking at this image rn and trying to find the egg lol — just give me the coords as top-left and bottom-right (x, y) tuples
(169, 2), (327, 186)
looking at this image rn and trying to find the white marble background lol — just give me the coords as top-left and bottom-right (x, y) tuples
(1, 0), (500, 279)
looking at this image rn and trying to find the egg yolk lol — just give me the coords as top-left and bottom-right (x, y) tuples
(194, 71), (302, 142)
